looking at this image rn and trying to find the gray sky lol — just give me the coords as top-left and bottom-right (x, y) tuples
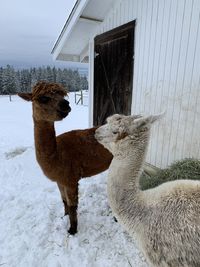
(0, 0), (86, 69)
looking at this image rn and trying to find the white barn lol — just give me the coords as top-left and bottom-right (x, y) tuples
(52, 0), (200, 169)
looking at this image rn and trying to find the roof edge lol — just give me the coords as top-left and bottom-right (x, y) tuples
(51, 0), (90, 57)
(51, 0), (80, 54)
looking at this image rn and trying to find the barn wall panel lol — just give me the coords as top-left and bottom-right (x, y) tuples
(91, 0), (200, 168)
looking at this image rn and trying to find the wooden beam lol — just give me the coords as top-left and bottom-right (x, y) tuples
(143, 162), (160, 177)
(80, 15), (103, 23)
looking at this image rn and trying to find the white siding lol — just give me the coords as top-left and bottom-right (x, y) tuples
(91, 0), (200, 168)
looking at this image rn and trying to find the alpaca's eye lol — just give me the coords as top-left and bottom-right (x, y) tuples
(38, 96), (51, 104)
(112, 131), (118, 135)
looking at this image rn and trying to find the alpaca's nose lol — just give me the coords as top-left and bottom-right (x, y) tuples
(59, 99), (71, 111)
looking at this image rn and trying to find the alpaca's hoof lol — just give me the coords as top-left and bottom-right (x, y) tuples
(68, 227), (77, 235)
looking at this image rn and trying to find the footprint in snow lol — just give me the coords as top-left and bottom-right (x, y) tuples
(5, 146), (29, 159)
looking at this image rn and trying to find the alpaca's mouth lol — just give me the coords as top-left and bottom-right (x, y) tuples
(57, 107), (71, 118)
(94, 134), (103, 142)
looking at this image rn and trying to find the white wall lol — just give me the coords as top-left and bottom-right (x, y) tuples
(90, 0), (200, 168)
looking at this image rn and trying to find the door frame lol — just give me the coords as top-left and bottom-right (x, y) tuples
(94, 20), (135, 45)
(92, 20), (135, 126)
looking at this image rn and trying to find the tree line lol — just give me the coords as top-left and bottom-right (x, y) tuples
(0, 65), (88, 94)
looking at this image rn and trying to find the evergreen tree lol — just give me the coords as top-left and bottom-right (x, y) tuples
(30, 67), (38, 87)
(20, 69), (31, 92)
(80, 76), (88, 91)
(0, 65), (88, 94)
(46, 66), (54, 82)
(15, 70), (21, 92)
(0, 67), (3, 90)
(2, 65), (16, 94)
(52, 66), (57, 82)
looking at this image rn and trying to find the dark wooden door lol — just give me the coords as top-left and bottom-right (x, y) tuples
(93, 21), (135, 126)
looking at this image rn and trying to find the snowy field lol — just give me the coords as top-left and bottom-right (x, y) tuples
(0, 93), (148, 267)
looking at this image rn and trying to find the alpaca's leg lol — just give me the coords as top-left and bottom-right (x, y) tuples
(64, 183), (78, 235)
(57, 182), (68, 215)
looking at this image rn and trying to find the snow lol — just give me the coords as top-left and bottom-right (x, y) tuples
(0, 94), (148, 267)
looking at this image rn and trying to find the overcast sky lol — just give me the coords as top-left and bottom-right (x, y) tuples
(0, 0), (87, 69)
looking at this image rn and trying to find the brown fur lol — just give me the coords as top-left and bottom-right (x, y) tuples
(18, 81), (67, 101)
(31, 81), (67, 99)
(18, 81), (112, 235)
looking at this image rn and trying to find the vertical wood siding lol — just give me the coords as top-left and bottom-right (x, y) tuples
(93, 0), (200, 168)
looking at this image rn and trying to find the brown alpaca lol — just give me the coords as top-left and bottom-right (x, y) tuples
(18, 81), (112, 235)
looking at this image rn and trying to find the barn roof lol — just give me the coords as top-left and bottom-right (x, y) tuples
(51, 0), (114, 63)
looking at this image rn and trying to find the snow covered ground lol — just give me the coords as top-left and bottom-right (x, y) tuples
(0, 94), (148, 267)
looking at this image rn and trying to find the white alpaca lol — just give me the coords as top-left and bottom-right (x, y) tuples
(95, 113), (200, 267)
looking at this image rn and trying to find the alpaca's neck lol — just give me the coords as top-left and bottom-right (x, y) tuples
(33, 119), (58, 167)
(107, 138), (148, 231)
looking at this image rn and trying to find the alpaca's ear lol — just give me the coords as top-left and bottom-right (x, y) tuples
(18, 92), (32, 101)
(134, 112), (165, 129)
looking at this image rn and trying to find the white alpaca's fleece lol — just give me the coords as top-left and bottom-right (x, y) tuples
(95, 113), (200, 267)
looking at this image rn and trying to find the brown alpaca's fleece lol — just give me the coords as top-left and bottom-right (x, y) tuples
(31, 82), (67, 99)
(35, 126), (113, 186)
(57, 127), (112, 179)
(18, 82), (67, 102)
(18, 81), (113, 234)
(33, 120), (112, 235)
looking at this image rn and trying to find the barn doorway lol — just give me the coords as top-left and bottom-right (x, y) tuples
(93, 21), (135, 126)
